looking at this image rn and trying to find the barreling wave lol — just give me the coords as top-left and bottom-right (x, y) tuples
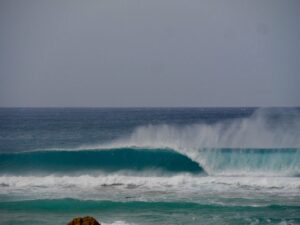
(1, 108), (299, 176)
(0, 148), (203, 175)
(0, 147), (299, 176)
(79, 108), (299, 177)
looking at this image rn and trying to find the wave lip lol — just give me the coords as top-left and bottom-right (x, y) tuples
(0, 148), (203, 175)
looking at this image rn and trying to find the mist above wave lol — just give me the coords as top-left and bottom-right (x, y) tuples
(98, 108), (300, 150)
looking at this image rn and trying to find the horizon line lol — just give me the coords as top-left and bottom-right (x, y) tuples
(0, 106), (299, 109)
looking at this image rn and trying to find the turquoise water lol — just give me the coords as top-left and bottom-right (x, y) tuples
(0, 108), (300, 225)
(1, 199), (299, 225)
(0, 148), (203, 174)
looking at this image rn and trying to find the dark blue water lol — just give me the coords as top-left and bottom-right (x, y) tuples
(0, 107), (257, 152)
(0, 107), (299, 225)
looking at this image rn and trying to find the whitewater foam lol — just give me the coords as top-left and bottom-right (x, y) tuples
(1, 174), (299, 200)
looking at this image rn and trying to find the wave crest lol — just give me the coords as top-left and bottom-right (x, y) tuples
(0, 148), (203, 175)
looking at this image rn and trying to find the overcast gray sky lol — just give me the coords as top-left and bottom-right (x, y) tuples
(0, 0), (299, 107)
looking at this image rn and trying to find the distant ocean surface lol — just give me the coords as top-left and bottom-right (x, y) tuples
(0, 107), (299, 225)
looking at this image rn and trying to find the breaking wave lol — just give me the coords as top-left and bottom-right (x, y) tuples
(0, 147), (299, 176)
(1, 108), (299, 177)
(0, 148), (203, 175)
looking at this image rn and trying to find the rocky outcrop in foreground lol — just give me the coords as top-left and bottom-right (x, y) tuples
(67, 216), (101, 225)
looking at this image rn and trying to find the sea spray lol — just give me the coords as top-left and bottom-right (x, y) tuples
(98, 108), (300, 150)
(1, 108), (300, 225)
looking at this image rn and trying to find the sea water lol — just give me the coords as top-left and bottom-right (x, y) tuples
(0, 107), (299, 225)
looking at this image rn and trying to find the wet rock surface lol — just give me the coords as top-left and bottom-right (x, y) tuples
(67, 216), (101, 225)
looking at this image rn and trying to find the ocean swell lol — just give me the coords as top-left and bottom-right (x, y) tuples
(0, 147), (299, 177)
(0, 148), (202, 175)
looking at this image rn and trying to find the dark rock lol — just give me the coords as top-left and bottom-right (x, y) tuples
(67, 216), (101, 225)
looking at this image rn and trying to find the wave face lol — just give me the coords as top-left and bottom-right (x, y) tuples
(0, 148), (299, 176)
(0, 148), (203, 175)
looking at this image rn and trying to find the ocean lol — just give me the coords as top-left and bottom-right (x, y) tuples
(0, 107), (299, 225)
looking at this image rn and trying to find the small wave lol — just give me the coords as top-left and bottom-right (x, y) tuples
(0, 199), (299, 225)
(0, 198), (299, 212)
